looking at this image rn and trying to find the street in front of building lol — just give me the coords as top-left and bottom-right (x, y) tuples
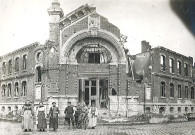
(1, 121), (195, 135)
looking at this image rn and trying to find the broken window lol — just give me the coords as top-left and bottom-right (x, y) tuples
(112, 88), (117, 95)
(22, 81), (27, 96)
(169, 58), (174, 73)
(177, 61), (181, 75)
(2, 62), (6, 74)
(178, 85), (181, 98)
(191, 87), (194, 99)
(76, 44), (112, 64)
(184, 63), (188, 76)
(2, 85), (6, 97)
(36, 66), (42, 82)
(88, 53), (100, 63)
(8, 59), (12, 74)
(170, 83), (174, 98)
(14, 82), (19, 97)
(15, 57), (19, 72)
(7, 83), (11, 97)
(160, 55), (165, 71)
(22, 54), (27, 70)
(170, 107), (174, 113)
(160, 82), (166, 97)
(185, 86), (188, 98)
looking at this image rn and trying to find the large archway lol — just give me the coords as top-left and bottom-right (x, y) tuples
(60, 29), (126, 64)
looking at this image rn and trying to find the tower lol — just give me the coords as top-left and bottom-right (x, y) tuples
(47, 0), (64, 44)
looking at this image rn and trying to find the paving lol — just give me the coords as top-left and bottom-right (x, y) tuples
(1, 121), (195, 135)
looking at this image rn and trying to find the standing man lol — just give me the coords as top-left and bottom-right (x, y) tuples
(88, 102), (98, 129)
(49, 102), (60, 131)
(64, 101), (75, 129)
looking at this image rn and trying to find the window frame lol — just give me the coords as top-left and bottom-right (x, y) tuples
(160, 54), (166, 71)
(160, 81), (166, 97)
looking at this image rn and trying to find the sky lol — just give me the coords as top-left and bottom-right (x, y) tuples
(0, 0), (195, 61)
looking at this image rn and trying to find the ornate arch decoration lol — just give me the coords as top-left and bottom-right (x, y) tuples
(60, 29), (126, 65)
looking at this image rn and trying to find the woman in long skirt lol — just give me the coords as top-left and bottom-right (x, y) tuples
(36, 102), (47, 131)
(88, 102), (98, 129)
(22, 100), (34, 132)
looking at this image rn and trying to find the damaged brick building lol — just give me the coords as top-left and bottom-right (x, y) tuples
(129, 41), (195, 114)
(0, 0), (195, 117)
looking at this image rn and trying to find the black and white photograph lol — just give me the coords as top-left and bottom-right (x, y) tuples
(0, 0), (195, 134)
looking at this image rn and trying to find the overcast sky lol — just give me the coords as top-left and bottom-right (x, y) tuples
(0, 0), (195, 61)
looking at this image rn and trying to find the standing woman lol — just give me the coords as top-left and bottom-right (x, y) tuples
(49, 102), (60, 131)
(22, 100), (34, 132)
(88, 102), (98, 129)
(36, 102), (47, 131)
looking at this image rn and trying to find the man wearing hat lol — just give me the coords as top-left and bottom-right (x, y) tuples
(49, 102), (60, 131)
(64, 101), (75, 129)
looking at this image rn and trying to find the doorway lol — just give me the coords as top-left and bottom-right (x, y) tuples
(79, 78), (108, 108)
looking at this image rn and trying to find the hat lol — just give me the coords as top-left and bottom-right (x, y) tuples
(52, 102), (56, 104)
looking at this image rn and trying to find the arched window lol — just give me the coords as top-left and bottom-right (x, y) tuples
(160, 55), (165, 71)
(22, 81), (27, 96)
(15, 57), (19, 72)
(177, 61), (182, 75)
(78, 11), (84, 17)
(14, 82), (19, 97)
(36, 66), (42, 82)
(112, 88), (117, 96)
(184, 63), (188, 76)
(160, 82), (166, 97)
(185, 86), (188, 98)
(170, 83), (174, 98)
(2, 85), (6, 97)
(170, 107), (174, 113)
(191, 87), (194, 99)
(169, 58), (174, 73)
(76, 44), (112, 64)
(146, 107), (151, 113)
(2, 62), (6, 74)
(178, 85), (181, 98)
(22, 54), (27, 70)
(159, 107), (165, 114)
(7, 83), (11, 97)
(8, 59), (12, 74)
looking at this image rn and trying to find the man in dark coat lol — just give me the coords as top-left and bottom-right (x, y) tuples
(64, 101), (75, 129)
(49, 102), (60, 131)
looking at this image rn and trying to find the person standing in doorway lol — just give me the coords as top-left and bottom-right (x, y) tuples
(49, 102), (60, 131)
(88, 102), (98, 129)
(64, 101), (75, 129)
(22, 100), (34, 132)
(36, 102), (47, 131)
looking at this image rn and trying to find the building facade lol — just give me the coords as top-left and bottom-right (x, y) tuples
(130, 41), (195, 114)
(0, 0), (195, 117)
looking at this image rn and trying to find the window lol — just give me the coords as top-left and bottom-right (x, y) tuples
(88, 53), (100, 63)
(184, 63), (188, 76)
(191, 87), (194, 99)
(112, 88), (117, 95)
(170, 83), (174, 98)
(170, 107), (174, 113)
(169, 58), (174, 73)
(22, 54), (27, 70)
(177, 61), (182, 75)
(178, 107), (181, 113)
(185, 86), (188, 98)
(191, 107), (194, 113)
(2, 85), (6, 97)
(160, 82), (166, 97)
(2, 62), (6, 74)
(91, 80), (96, 96)
(22, 81), (27, 96)
(8, 60), (12, 74)
(160, 55), (166, 71)
(36, 66), (42, 82)
(7, 83), (11, 97)
(178, 85), (181, 98)
(15, 57), (19, 72)
(14, 82), (19, 97)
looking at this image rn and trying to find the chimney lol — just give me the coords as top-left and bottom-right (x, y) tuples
(141, 40), (151, 53)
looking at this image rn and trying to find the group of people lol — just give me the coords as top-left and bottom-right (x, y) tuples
(21, 100), (98, 132)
